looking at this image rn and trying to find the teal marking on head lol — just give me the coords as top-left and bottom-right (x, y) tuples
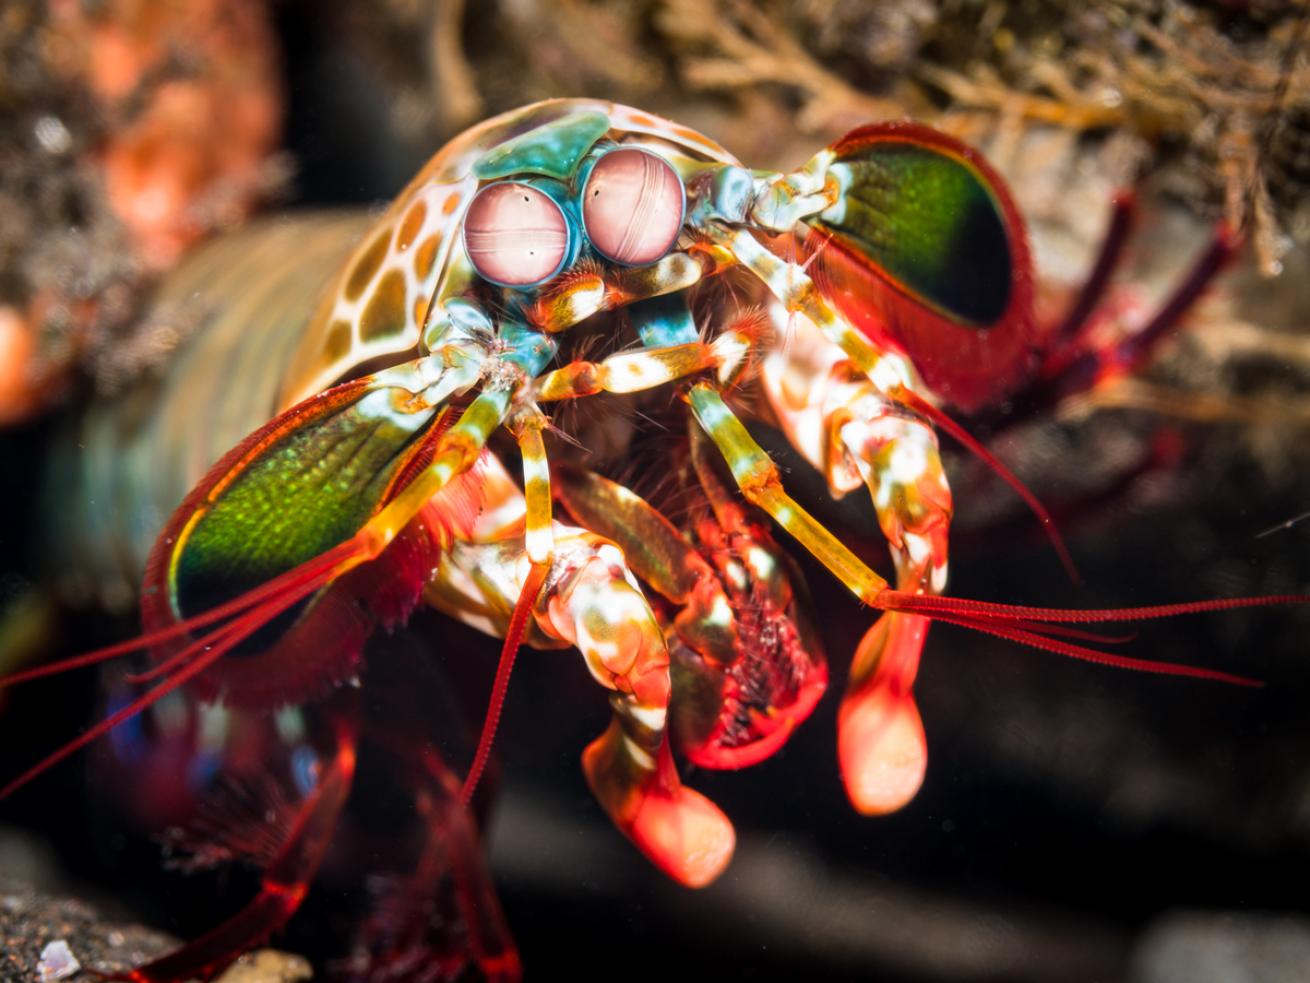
(474, 111), (612, 181)
(500, 322), (558, 376)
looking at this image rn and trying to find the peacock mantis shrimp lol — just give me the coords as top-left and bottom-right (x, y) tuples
(2, 99), (1301, 981)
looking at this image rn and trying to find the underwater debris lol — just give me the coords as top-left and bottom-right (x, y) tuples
(36, 939), (79, 983)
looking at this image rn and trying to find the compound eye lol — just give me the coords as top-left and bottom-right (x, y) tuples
(582, 148), (684, 266)
(463, 182), (569, 287)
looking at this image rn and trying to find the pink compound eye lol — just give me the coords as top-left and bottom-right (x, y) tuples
(582, 148), (684, 266)
(463, 182), (569, 286)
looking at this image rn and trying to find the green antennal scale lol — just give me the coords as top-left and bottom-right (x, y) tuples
(807, 122), (1036, 412)
(818, 140), (1013, 326)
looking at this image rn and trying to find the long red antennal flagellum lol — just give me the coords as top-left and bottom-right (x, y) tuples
(127, 617), (257, 690)
(122, 563), (348, 686)
(872, 588), (1310, 687)
(892, 384), (1081, 584)
(977, 620), (1139, 645)
(918, 609), (1261, 687)
(0, 538), (366, 692)
(462, 562), (549, 806)
(878, 589), (1309, 624)
(0, 603), (280, 800)
(0, 538), (377, 800)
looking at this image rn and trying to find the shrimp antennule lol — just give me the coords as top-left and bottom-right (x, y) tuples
(0, 536), (373, 799)
(0, 538), (366, 692)
(892, 384), (1081, 584)
(461, 561), (550, 805)
(875, 589), (1310, 687)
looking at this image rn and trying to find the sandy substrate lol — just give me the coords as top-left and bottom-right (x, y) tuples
(0, 883), (310, 983)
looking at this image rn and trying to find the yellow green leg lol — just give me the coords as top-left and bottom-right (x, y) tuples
(511, 411), (553, 565)
(686, 383), (889, 604)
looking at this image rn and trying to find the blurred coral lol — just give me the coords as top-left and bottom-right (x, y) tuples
(46, 0), (282, 270)
(0, 0), (284, 421)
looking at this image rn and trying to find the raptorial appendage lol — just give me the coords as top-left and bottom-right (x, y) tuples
(762, 313), (952, 815)
(555, 438), (828, 774)
(429, 525), (736, 888)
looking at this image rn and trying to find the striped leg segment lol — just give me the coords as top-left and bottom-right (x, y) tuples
(533, 329), (755, 403)
(512, 412), (554, 564)
(705, 225), (911, 386)
(427, 529), (735, 888)
(522, 246), (736, 334)
(455, 411), (558, 805)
